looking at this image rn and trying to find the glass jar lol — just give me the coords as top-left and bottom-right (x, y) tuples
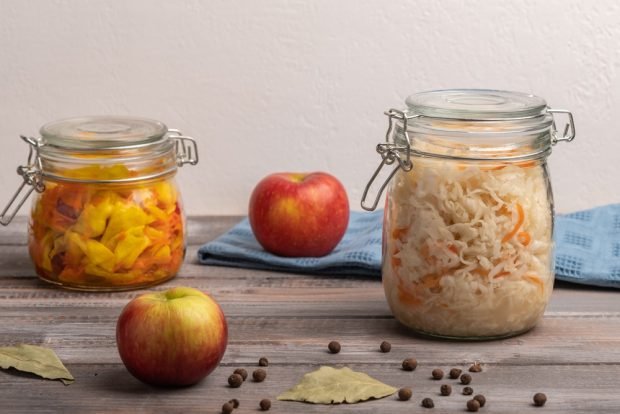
(362, 89), (575, 339)
(1, 116), (198, 291)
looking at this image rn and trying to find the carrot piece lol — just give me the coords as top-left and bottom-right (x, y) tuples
(517, 231), (531, 246)
(502, 203), (525, 243)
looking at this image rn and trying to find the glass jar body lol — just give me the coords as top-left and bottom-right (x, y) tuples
(28, 168), (186, 291)
(382, 156), (554, 339)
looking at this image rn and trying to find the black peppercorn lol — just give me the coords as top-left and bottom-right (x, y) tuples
(463, 386), (474, 395)
(469, 362), (482, 373)
(222, 402), (234, 414)
(474, 394), (486, 407)
(449, 368), (462, 379)
(460, 373), (472, 385)
(228, 399), (240, 409)
(233, 368), (248, 381)
(253, 368), (267, 382)
(259, 398), (271, 411)
(402, 358), (418, 371)
(398, 387), (412, 401)
(380, 341), (392, 353)
(533, 392), (547, 407)
(440, 384), (452, 396)
(328, 341), (341, 354)
(467, 398), (481, 412)
(431, 368), (444, 380)
(228, 373), (243, 388)
(259, 357), (269, 367)
(421, 397), (434, 408)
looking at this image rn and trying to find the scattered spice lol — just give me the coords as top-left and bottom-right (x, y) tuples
(460, 373), (472, 385)
(328, 341), (341, 354)
(253, 368), (267, 382)
(431, 368), (444, 380)
(228, 399), (240, 408)
(233, 368), (248, 381)
(474, 394), (486, 407)
(380, 341), (392, 353)
(228, 373), (243, 388)
(449, 368), (462, 379)
(259, 357), (269, 367)
(259, 398), (271, 411)
(467, 398), (481, 412)
(469, 362), (483, 373)
(421, 397), (435, 408)
(398, 387), (412, 401)
(463, 386), (474, 395)
(402, 358), (418, 371)
(533, 392), (547, 407)
(221, 402), (234, 414)
(440, 384), (452, 396)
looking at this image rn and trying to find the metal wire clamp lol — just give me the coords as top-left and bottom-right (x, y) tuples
(360, 109), (415, 211)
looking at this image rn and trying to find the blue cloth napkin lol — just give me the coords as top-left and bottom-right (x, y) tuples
(198, 204), (620, 288)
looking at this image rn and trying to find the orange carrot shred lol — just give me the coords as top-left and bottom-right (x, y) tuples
(502, 203), (525, 243)
(517, 231), (531, 246)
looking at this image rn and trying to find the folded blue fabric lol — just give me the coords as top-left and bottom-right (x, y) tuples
(198, 204), (620, 288)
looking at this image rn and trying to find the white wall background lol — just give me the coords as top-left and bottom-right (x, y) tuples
(1, 0), (619, 216)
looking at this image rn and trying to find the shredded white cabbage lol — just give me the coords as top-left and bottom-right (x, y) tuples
(383, 159), (553, 338)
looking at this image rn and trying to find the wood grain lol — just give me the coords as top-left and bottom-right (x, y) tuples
(0, 216), (619, 413)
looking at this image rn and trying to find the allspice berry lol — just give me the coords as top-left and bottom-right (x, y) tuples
(440, 384), (452, 396)
(467, 399), (481, 412)
(228, 373), (243, 388)
(460, 373), (472, 385)
(421, 397), (435, 408)
(259, 398), (271, 411)
(431, 368), (444, 380)
(222, 402), (234, 414)
(449, 368), (462, 379)
(253, 368), (267, 382)
(402, 358), (418, 371)
(533, 392), (547, 407)
(233, 368), (248, 381)
(228, 399), (240, 409)
(398, 387), (412, 401)
(380, 341), (392, 353)
(474, 394), (486, 407)
(462, 386), (474, 395)
(328, 341), (341, 354)
(259, 357), (269, 367)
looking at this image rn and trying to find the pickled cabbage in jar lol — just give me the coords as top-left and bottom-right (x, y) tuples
(383, 159), (554, 338)
(28, 165), (185, 290)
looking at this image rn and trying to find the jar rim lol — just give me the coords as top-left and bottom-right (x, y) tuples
(405, 89), (549, 121)
(39, 115), (168, 150)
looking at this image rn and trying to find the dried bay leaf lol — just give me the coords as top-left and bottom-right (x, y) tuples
(0, 344), (74, 385)
(277, 366), (397, 404)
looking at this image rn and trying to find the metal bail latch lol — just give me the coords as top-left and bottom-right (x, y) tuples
(548, 108), (576, 144)
(168, 129), (199, 166)
(360, 109), (415, 211)
(0, 136), (45, 226)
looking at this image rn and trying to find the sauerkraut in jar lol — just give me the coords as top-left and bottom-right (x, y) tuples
(362, 89), (575, 339)
(1, 116), (198, 291)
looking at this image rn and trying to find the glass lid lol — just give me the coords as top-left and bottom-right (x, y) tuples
(405, 89), (548, 120)
(39, 116), (168, 150)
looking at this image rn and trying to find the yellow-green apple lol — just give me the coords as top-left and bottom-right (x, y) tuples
(116, 286), (227, 386)
(249, 172), (349, 257)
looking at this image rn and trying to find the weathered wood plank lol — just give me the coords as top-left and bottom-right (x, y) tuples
(0, 363), (618, 413)
(1, 308), (620, 366)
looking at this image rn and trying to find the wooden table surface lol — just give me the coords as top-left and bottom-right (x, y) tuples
(1, 216), (620, 413)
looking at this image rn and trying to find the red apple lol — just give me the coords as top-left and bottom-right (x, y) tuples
(249, 172), (349, 257)
(116, 286), (228, 387)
